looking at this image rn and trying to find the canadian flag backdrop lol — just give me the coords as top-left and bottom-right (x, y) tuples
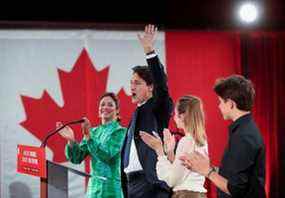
(0, 29), (242, 198)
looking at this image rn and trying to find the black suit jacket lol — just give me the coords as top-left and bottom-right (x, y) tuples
(121, 54), (173, 197)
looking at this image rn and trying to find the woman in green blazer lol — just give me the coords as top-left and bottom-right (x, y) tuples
(58, 92), (127, 198)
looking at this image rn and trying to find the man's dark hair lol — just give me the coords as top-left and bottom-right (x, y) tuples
(214, 75), (255, 111)
(132, 65), (153, 86)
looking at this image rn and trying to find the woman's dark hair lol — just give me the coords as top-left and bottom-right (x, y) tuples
(99, 92), (121, 122)
(214, 75), (255, 111)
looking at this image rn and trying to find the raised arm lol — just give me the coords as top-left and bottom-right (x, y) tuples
(137, 24), (169, 98)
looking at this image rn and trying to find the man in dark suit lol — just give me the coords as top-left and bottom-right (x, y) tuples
(121, 24), (173, 198)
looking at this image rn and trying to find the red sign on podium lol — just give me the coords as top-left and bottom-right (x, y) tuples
(17, 145), (46, 178)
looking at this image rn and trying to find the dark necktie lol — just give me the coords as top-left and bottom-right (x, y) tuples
(122, 109), (138, 168)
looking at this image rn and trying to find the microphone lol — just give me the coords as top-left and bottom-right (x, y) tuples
(40, 118), (86, 148)
(65, 119), (86, 125)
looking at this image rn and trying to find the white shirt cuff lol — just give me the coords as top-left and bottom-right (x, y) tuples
(146, 52), (157, 59)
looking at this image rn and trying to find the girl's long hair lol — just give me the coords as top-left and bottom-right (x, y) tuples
(176, 95), (207, 146)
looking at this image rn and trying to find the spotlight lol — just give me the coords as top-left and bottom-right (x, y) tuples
(238, 1), (259, 23)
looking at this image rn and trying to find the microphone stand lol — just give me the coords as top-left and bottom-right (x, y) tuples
(40, 119), (84, 148)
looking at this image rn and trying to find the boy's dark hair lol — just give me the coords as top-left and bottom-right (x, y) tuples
(132, 65), (153, 86)
(214, 75), (255, 111)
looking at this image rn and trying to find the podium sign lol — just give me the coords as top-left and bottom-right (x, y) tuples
(17, 145), (46, 178)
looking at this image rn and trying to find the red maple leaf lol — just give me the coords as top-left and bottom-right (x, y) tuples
(20, 48), (135, 163)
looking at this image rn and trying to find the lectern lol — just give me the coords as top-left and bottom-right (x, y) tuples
(17, 119), (90, 197)
(17, 145), (90, 198)
(40, 160), (90, 198)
